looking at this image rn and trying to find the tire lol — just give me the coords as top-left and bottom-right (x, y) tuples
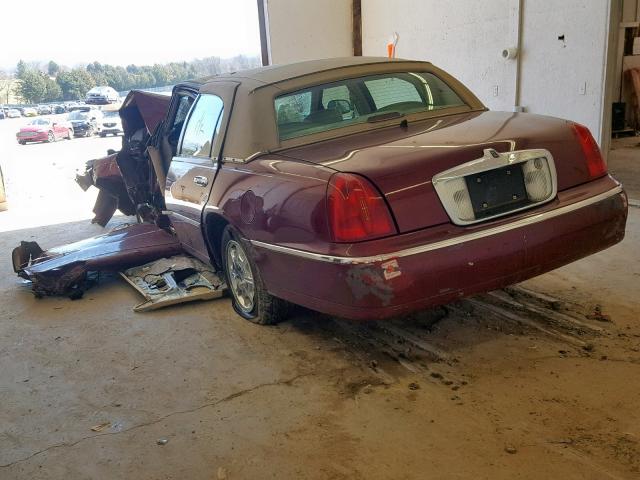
(66, 129), (72, 140)
(99, 132), (106, 138)
(18, 140), (26, 145)
(221, 226), (289, 325)
(47, 131), (54, 143)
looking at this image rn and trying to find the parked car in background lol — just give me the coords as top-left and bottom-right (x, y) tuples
(53, 104), (67, 114)
(0, 109), (4, 120)
(86, 86), (119, 104)
(7, 109), (21, 118)
(37, 105), (52, 115)
(68, 103), (92, 112)
(16, 117), (72, 144)
(98, 109), (123, 136)
(72, 57), (626, 325)
(67, 109), (101, 137)
(22, 107), (37, 117)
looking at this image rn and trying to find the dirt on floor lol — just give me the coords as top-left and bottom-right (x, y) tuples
(0, 121), (639, 479)
(0, 214), (637, 480)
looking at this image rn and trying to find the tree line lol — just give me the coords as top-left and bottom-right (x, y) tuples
(7, 55), (260, 104)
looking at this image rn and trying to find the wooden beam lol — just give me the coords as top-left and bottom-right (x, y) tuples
(353, 0), (362, 56)
(257, 0), (270, 66)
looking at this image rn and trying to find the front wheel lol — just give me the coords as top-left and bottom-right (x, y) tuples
(221, 226), (289, 325)
(47, 131), (54, 143)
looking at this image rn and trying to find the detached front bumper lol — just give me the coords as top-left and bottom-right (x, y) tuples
(250, 176), (628, 320)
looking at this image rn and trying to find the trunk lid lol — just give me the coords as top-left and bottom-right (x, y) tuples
(280, 111), (589, 233)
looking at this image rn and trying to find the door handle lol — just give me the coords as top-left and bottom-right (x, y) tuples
(193, 176), (209, 187)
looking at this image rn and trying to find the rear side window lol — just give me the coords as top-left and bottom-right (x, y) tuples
(274, 91), (311, 124)
(180, 94), (224, 158)
(275, 71), (466, 141)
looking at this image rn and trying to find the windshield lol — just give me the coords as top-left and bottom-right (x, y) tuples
(68, 111), (89, 120)
(274, 71), (466, 141)
(28, 118), (50, 125)
(103, 111), (119, 118)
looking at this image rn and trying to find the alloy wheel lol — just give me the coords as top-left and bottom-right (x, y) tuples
(226, 239), (255, 313)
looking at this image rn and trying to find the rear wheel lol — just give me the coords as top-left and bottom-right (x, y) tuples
(18, 140), (26, 145)
(221, 226), (289, 325)
(47, 131), (54, 143)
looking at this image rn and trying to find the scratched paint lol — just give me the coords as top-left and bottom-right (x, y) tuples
(345, 264), (394, 306)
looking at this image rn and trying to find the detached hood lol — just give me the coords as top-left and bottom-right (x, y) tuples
(280, 111), (588, 233)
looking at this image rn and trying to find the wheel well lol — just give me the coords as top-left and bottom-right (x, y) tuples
(204, 213), (229, 269)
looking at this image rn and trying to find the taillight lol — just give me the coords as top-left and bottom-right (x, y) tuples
(326, 173), (396, 242)
(571, 122), (607, 179)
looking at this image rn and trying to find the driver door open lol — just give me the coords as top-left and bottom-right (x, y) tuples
(162, 82), (239, 261)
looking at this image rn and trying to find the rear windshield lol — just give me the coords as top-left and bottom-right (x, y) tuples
(274, 72), (466, 141)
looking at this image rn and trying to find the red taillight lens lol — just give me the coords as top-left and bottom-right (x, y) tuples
(571, 122), (607, 179)
(326, 173), (396, 242)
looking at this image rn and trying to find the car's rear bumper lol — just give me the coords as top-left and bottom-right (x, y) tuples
(72, 124), (91, 135)
(250, 176), (628, 320)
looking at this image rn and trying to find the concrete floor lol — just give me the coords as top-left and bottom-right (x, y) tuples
(0, 118), (639, 479)
(610, 137), (640, 200)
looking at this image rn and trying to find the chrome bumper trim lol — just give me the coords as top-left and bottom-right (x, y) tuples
(250, 185), (624, 265)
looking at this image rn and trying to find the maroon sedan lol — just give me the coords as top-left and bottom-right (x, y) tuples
(16, 118), (72, 144)
(17, 57), (629, 324)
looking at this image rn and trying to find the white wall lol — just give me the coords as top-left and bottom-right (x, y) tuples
(264, 0), (353, 65)
(361, 0), (613, 145)
(519, 1), (610, 142)
(362, 0), (519, 113)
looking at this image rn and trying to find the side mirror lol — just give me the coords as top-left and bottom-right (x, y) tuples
(52, 122), (58, 127)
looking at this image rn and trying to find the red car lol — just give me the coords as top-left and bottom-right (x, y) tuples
(15, 58), (628, 324)
(16, 118), (72, 144)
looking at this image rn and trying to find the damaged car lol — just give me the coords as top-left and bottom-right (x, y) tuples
(14, 57), (628, 324)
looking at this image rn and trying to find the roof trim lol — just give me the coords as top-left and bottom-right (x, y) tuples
(248, 59), (434, 92)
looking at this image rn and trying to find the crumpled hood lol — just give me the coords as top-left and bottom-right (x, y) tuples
(12, 223), (183, 296)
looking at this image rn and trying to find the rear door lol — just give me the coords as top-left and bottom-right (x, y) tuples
(164, 82), (239, 261)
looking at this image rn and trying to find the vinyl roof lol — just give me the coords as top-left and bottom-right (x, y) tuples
(197, 56), (432, 89)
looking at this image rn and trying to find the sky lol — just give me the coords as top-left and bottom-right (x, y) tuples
(1, 0), (261, 71)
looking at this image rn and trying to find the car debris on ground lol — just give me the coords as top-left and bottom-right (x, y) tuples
(121, 255), (225, 312)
